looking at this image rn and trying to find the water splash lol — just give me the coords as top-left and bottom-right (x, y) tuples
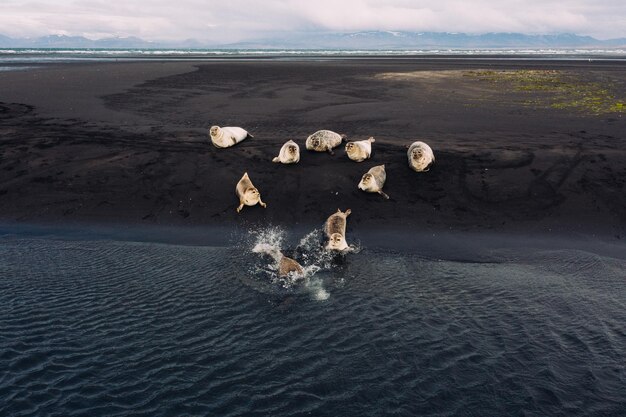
(247, 226), (347, 300)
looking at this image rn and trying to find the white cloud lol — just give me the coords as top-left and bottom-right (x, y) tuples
(0, 0), (624, 42)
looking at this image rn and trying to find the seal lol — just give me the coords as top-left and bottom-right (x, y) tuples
(252, 244), (304, 278)
(272, 140), (300, 164)
(345, 137), (375, 162)
(324, 208), (352, 251)
(407, 141), (435, 172)
(209, 125), (253, 148)
(305, 130), (346, 155)
(358, 164), (389, 199)
(278, 255), (304, 277)
(235, 172), (267, 213)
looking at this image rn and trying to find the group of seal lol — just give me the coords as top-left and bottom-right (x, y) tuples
(209, 125), (435, 255)
(258, 208), (353, 278)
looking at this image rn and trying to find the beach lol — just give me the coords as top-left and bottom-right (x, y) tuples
(2, 56), (626, 417)
(0, 58), (625, 237)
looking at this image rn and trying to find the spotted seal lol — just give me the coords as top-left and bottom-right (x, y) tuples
(305, 130), (345, 155)
(407, 141), (435, 172)
(358, 164), (389, 199)
(235, 172), (267, 213)
(345, 137), (375, 162)
(324, 208), (352, 251)
(209, 125), (253, 148)
(272, 140), (300, 164)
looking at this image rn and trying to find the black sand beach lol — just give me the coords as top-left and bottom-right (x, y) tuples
(2, 58), (626, 417)
(0, 58), (625, 236)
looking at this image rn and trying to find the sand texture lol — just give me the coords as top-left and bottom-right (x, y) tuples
(0, 59), (624, 236)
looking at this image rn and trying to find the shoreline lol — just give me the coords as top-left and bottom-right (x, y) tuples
(2, 220), (624, 261)
(1, 59), (625, 237)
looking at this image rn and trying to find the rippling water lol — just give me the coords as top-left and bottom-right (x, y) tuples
(1, 229), (625, 416)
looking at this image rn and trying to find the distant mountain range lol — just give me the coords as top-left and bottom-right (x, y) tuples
(1, 31), (625, 49)
(0, 34), (201, 49)
(226, 31), (626, 49)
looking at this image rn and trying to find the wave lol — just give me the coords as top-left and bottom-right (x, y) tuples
(0, 47), (625, 61)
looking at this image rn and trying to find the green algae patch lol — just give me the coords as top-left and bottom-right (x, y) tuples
(463, 70), (625, 115)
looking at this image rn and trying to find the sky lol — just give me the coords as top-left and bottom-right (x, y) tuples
(0, 0), (625, 43)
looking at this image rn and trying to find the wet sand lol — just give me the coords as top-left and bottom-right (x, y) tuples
(0, 59), (625, 237)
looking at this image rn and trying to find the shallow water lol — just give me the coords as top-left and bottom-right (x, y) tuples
(1, 230), (625, 416)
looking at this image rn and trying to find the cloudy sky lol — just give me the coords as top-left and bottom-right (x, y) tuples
(0, 0), (625, 42)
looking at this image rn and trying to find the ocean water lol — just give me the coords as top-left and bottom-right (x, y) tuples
(0, 48), (626, 66)
(1, 227), (625, 416)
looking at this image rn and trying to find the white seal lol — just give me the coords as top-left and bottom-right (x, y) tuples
(324, 208), (352, 251)
(305, 130), (345, 155)
(407, 141), (435, 172)
(209, 125), (253, 148)
(235, 172), (267, 213)
(358, 164), (389, 199)
(272, 140), (300, 164)
(345, 137), (375, 162)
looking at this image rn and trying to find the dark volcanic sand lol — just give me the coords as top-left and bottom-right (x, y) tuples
(0, 59), (625, 237)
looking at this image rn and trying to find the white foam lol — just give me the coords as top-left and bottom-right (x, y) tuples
(252, 242), (282, 263)
(311, 285), (330, 301)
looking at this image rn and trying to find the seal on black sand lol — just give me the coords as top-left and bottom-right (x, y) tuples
(272, 140), (300, 164)
(345, 137), (375, 162)
(209, 125), (253, 148)
(358, 164), (389, 199)
(235, 172), (267, 213)
(305, 130), (345, 155)
(407, 141), (435, 172)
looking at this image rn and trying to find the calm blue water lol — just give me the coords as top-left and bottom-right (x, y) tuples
(1, 228), (625, 416)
